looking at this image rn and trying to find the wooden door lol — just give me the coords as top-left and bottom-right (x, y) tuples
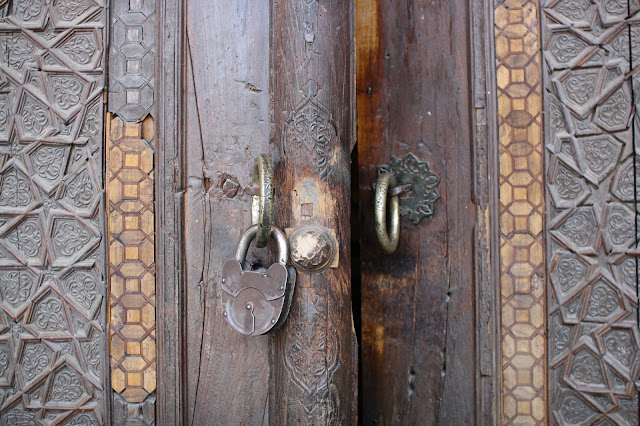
(1, 0), (638, 425)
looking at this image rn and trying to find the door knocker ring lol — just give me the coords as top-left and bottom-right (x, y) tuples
(251, 154), (274, 248)
(374, 173), (400, 254)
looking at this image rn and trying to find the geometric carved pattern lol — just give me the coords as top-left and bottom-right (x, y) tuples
(108, 0), (155, 121)
(495, 1), (547, 424)
(106, 115), (156, 409)
(0, 0), (107, 423)
(542, 0), (640, 424)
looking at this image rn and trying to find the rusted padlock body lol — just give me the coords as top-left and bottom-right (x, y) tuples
(221, 225), (295, 336)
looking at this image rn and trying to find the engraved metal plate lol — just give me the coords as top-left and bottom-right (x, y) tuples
(377, 152), (441, 224)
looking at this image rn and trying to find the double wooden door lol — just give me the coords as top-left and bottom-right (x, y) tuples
(180, 1), (480, 424)
(0, 0), (638, 425)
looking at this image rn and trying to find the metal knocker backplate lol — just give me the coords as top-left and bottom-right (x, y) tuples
(377, 152), (441, 224)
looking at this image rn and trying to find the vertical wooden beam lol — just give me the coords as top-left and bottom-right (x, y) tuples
(156, 0), (184, 423)
(471, 0), (501, 423)
(271, 0), (357, 423)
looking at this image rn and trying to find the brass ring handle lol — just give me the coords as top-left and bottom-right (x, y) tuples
(251, 155), (274, 248)
(375, 173), (400, 254)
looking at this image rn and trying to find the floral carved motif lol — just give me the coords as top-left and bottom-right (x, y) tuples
(604, 330), (635, 367)
(557, 210), (597, 248)
(2, 35), (36, 70)
(16, 0), (43, 20)
(582, 138), (615, 174)
(32, 295), (67, 332)
(558, 393), (594, 423)
(0, 168), (32, 207)
(603, 0), (627, 14)
(0, 270), (34, 306)
(563, 72), (597, 105)
(66, 170), (94, 208)
(60, 34), (96, 65)
(552, 254), (586, 293)
(63, 270), (97, 310)
(549, 33), (587, 65)
(553, 0), (591, 20)
(570, 350), (605, 385)
(32, 146), (66, 181)
(555, 165), (583, 200)
(586, 282), (620, 319)
(21, 343), (50, 380)
(54, 0), (92, 21)
(0, 345), (9, 378)
(21, 98), (48, 135)
(596, 88), (629, 128)
(52, 219), (91, 258)
(51, 368), (84, 402)
(606, 204), (635, 246)
(6, 219), (42, 258)
(50, 77), (83, 110)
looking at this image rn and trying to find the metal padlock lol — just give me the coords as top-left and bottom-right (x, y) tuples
(221, 224), (296, 336)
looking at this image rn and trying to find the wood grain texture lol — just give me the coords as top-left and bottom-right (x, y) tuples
(471, 0), (501, 423)
(270, 0), (357, 424)
(356, 0), (476, 424)
(155, 0), (184, 423)
(184, 1), (272, 424)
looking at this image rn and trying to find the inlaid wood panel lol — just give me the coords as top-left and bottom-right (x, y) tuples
(108, 0), (155, 122)
(107, 1), (156, 423)
(0, 0), (108, 423)
(495, 1), (547, 424)
(106, 115), (156, 408)
(541, 0), (640, 424)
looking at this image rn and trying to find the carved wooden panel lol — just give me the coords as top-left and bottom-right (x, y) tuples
(0, 0), (108, 423)
(541, 0), (640, 424)
(108, 0), (155, 122)
(106, 115), (156, 411)
(495, 1), (547, 424)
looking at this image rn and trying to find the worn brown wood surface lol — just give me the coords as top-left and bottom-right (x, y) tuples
(156, 0), (185, 423)
(270, 0), (358, 424)
(356, 0), (477, 424)
(183, 1), (272, 424)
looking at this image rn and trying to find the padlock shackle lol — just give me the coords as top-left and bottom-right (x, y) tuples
(235, 224), (289, 265)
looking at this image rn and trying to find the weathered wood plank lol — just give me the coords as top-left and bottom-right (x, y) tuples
(270, 0), (358, 424)
(156, 0), (185, 423)
(184, 1), (272, 424)
(356, 0), (476, 423)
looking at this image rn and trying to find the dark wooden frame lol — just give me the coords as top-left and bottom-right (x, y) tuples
(471, 0), (501, 423)
(156, 0), (186, 423)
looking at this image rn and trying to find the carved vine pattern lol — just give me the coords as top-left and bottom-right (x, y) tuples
(0, 0), (106, 420)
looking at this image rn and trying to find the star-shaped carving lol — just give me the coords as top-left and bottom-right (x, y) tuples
(583, 243), (619, 284)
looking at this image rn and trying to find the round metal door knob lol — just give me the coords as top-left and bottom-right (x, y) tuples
(289, 225), (336, 273)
